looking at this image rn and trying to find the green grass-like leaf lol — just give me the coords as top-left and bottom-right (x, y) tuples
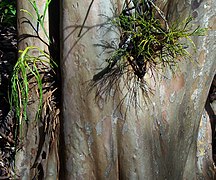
(21, 0), (51, 43)
(10, 47), (55, 134)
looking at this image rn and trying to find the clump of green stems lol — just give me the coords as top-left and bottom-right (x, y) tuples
(21, 0), (51, 43)
(10, 47), (54, 123)
(10, 0), (54, 135)
(91, 0), (206, 103)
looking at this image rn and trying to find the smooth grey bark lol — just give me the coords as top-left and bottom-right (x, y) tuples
(61, 0), (216, 179)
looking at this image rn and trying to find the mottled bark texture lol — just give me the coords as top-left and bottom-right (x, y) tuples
(61, 0), (215, 179)
(16, 1), (60, 179)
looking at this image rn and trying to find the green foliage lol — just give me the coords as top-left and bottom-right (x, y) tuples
(10, 47), (55, 133)
(91, 0), (206, 106)
(0, 0), (16, 26)
(111, 5), (206, 79)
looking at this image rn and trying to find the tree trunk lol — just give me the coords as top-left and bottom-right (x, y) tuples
(61, 0), (216, 179)
(15, 1), (59, 179)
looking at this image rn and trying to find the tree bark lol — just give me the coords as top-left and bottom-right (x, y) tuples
(61, 0), (215, 179)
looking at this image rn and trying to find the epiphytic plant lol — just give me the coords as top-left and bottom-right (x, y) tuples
(90, 0), (206, 107)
